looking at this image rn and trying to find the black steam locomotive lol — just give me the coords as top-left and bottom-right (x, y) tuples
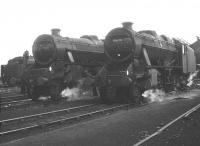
(1, 53), (34, 88)
(96, 22), (196, 103)
(25, 29), (106, 100)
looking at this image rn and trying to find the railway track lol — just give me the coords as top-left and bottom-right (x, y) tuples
(0, 85), (9, 88)
(0, 94), (27, 103)
(0, 87), (24, 103)
(0, 87), (19, 93)
(0, 95), (98, 110)
(0, 87), (30, 110)
(0, 99), (32, 109)
(0, 91), (20, 96)
(0, 86), (16, 89)
(0, 102), (139, 143)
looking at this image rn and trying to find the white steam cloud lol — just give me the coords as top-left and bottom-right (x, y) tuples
(187, 71), (199, 87)
(142, 89), (198, 103)
(60, 78), (97, 101)
(61, 87), (80, 100)
(142, 89), (165, 102)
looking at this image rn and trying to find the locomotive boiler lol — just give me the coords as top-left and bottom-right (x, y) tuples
(27, 29), (105, 100)
(97, 22), (196, 103)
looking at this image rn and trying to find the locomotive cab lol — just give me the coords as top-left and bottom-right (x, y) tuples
(181, 45), (196, 73)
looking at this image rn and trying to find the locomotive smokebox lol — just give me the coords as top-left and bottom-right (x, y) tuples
(32, 34), (56, 66)
(104, 22), (136, 63)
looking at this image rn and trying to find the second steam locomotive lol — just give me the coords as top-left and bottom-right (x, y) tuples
(25, 29), (105, 100)
(96, 22), (196, 103)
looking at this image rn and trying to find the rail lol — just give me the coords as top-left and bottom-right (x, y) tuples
(0, 104), (96, 124)
(0, 103), (136, 136)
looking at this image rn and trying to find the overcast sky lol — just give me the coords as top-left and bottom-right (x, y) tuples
(0, 0), (199, 65)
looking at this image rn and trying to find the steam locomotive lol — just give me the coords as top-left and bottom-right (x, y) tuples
(24, 22), (198, 103)
(1, 53), (34, 88)
(25, 29), (106, 100)
(96, 22), (196, 103)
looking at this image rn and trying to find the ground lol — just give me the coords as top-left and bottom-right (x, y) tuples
(1, 90), (200, 146)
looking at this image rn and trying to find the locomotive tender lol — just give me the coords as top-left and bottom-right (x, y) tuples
(27, 29), (105, 100)
(97, 22), (196, 103)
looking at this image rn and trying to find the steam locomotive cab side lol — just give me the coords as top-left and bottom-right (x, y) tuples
(98, 22), (196, 103)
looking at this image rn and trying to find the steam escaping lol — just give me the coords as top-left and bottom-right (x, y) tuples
(61, 87), (80, 101)
(38, 96), (51, 101)
(187, 71), (199, 87)
(142, 89), (165, 102)
(142, 88), (199, 103)
(60, 77), (97, 101)
(60, 87), (97, 101)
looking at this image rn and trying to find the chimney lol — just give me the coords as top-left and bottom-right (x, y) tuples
(51, 28), (61, 36)
(122, 22), (133, 30)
